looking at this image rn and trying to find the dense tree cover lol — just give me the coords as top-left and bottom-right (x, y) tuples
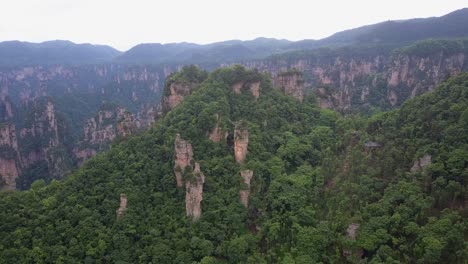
(0, 67), (466, 263)
(163, 65), (209, 96)
(393, 39), (468, 57)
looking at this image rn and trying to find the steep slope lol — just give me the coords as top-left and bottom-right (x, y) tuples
(0, 64), (178, 189)
(0, 40), (121, 66)
(0, 67), (465, 263)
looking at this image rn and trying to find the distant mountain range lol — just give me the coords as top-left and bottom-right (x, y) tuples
(0, 40), (121, 66)
(1, 8), (467, 66)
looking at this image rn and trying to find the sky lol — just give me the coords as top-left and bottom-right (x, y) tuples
(0, 0), (466, 51)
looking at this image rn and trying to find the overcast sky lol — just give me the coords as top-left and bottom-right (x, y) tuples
(1, 0), (466, 51)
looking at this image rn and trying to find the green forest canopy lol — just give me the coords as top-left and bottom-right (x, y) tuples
(0, 66), (466, 263)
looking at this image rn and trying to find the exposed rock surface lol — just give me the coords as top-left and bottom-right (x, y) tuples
(18, 100), (65, 176)
(232, 82), (243, 95)
(232, 81), (262, 99)
(0, 123), (18, 150)
(249, 82), (261, 100)
(116, 193), (128, 218)
(410, 154), (432, 173)
(275, 71), (305, 102)
(0, 124), (20, 189)
(185, 162), (205, 220)
(74, 106), (142, 165)
(234, 126), (249, 164)
(238, 48), (467, 111)
(174, 134), (194, 187)
(162, 82), (195, 112)
(173, 134), (206, 220)
(240, 170), (254, 207)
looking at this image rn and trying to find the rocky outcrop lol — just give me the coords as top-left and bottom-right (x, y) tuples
(410, 154), (432, 173)
(185, 162), (205, 220)
(234, 126), (249, 164)
(249, 82), (261, 100)
(275, 71), (305, 102)
(116, 193), (128, 218)
(162, 82), (195, 112)
(174, 134), (194, 187)
(232, 82), (243, 95)
(232, 81), (262, 99)
(173, 134), (206, 220)
(240, 170), (254, 207)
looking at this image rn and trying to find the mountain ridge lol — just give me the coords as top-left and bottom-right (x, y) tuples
(1, 8), (467, 66)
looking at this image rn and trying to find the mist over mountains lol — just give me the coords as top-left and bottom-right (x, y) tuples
(1, 8), (467, 66)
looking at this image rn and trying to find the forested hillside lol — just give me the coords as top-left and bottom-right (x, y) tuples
(0, 66), (465, 263)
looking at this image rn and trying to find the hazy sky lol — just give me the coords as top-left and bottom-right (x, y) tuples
(1, 0), (466, 51)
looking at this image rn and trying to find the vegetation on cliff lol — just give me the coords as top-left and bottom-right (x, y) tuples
(0, 67), (466, 263)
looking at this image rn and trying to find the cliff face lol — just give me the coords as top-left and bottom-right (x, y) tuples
(0, 124), (20, 190)
(239, 43), (468, 111)
(0, 64), (175, 189)
(275, 71), (305, 102)
(82, 107), (138, 146)
(386, 53), (465, 105)
(0, 99), (73, 189)
(18, 99), (68, 178)
(74, 106), (142, 165)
